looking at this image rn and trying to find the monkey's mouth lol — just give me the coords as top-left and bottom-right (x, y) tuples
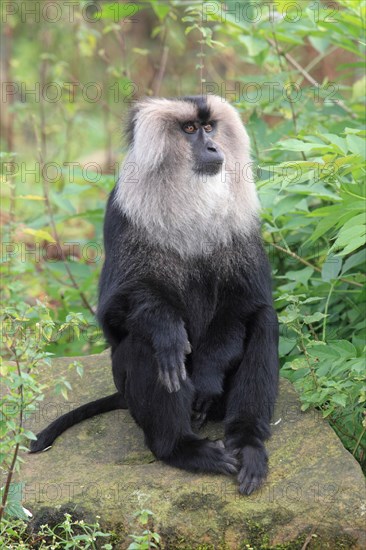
(194, 160), (224, 177)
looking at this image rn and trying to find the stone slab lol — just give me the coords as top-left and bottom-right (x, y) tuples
(19, 353), (366, 549)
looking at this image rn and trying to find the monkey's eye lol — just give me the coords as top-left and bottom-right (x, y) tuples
(183, 122), (197, 134)
(203, 123), (213, 133)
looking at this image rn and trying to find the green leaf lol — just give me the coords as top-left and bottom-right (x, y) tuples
(285, 267), (314, 287)
(309, 36), (330, 54)
(331, 227), (366, 255)
(328, 340), (357, 359)
(23, 228), (55, 243)
(321, 133), (348, 155)
(23, 429), (37, 441)
(239, 36), (267, 56)
(272, 195), (304, 219)
(346, 134), (366, 158)
(152, 3), (170, 20)
(332, 394), (348, 407)
(321, 254), (342, 282)
(341, 249), (366, 274)
(303, 312), (327, 324)
(277, 139), (323, 152)
(132, 48), (149, 56)
(1, 482), (30, 521)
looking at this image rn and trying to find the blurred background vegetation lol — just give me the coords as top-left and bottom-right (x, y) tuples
(1, 0), (365, 528)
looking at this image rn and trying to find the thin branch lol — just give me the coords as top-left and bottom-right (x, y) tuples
(0, 442), (20, 521)
(152, 20), (169, 97)
(330, 419), (359, 447)
(302, 45), (338, 80)
(0, 350), (23, 521)
(3, 23), (14, 152)
(153, 45), (169, 97)
(266, 38), (356, 119)
(270, 28), (302, 146)
(270, 242), (363, 288)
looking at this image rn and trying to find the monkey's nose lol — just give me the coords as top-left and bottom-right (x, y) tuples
(206, 140), (218, 153)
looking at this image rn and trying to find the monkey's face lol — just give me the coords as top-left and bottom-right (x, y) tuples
(125, 95), (253, 185)
(181, 120), (224, 176)
(117, 95), (260, 253)
(125, 96), (240, 177)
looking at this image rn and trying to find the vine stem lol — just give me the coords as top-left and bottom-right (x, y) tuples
(322, 281), (335, 341)
(298, 328), (319, 390)
(352, 423), (366, 457)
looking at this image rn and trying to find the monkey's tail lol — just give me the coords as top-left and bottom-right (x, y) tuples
(29, 392), (127, 453)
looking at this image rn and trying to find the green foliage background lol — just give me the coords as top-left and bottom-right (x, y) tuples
(1, 1), (365, 527)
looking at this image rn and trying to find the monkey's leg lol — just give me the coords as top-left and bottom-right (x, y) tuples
(224, 305), (279, 495)
(122, 335), (238, 476)
(29, 392), (127, 453)
(191, 311), (246, 429)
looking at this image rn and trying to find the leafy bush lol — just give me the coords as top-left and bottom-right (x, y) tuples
(0, 513), (113, 549)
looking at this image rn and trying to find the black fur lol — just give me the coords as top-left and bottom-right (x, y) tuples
(30, 99), (279, 494)
(99, 199), (279, 494)
(31, 190), (278, 494)
(181, 95), (212, 123)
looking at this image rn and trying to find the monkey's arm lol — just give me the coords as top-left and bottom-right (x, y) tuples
(98, 281), (190, 393)
(124, 284), (191, 392)
(99, 203), (190, 393)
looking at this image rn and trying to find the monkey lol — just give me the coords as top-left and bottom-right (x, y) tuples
(30, 95), (279, 495)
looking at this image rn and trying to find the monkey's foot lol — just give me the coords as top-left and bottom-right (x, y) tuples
(164, 437), (238, 476)
(233, 445), (268, 495)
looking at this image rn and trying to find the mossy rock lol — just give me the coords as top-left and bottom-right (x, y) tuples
(19, 353), (365, 549)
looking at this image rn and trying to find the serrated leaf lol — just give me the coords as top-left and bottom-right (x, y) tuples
(303, 312), (327, 324)
(332, 394), (348, 407)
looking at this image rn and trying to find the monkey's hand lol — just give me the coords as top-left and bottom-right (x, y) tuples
(156, 339), (191, 393)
